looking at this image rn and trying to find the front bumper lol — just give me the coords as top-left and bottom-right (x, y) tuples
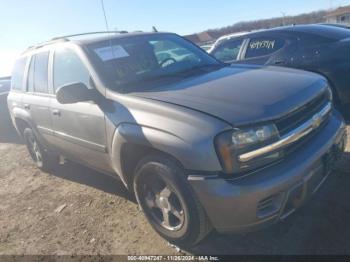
(188, 111), (347, 233)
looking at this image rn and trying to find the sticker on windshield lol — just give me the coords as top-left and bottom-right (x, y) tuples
(94, 45), (129, 61)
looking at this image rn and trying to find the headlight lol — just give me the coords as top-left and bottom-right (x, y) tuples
(232, 124), (279, 151)
(215, 124), (281, 174)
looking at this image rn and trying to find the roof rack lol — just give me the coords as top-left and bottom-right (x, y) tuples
(25, 38), (69, 53)
(51, 31), (129, 40)
(24, 31), (129, 53)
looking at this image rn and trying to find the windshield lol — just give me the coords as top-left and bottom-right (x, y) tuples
(86, 33), (221, 90)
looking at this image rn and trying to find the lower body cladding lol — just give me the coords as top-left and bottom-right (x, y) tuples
(188, 112), (347, 233)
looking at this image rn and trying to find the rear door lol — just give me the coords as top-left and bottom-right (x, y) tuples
(21, 51), (54, 143)
(49, 47), (110, 172)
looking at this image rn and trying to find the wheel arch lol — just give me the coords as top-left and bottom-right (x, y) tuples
(110, 123), (201, 190)
(13, 117), (32, 138)
(120, 143), (184, 190)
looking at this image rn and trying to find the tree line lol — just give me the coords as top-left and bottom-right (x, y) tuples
(187, 10), (328, 42)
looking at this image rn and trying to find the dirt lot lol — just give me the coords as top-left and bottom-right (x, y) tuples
(0, 118), (349, 255)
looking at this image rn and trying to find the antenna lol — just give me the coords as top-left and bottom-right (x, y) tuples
(101, 0), (110, 31)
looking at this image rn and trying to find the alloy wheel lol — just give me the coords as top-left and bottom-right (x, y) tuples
(142, 174), (185, 231)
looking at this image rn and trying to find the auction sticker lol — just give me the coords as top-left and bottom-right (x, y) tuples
(94, 45), (129, 61)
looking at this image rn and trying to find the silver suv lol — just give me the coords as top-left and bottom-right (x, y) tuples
(7, 32), (347, 246)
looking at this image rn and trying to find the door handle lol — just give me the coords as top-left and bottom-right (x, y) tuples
(52, 109), (61, 116)
(24, 104), (30, 110)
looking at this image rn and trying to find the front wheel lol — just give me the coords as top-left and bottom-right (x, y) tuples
(133, 154), (212, 247)
(23, 128), (58, 172)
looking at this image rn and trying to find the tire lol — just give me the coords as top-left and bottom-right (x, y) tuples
(133, 154), (212, 247)
(23, 128), (58, 172)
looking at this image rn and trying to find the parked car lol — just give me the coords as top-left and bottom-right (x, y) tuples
(208, 31), (250, 53)
(0, 76), (12, 122)
(0, 76), (11, 93)
(8, 31), (347, 247)
(209, 24), (350, 107)
(155, 47), (197, 65)
(199, 44), (213, 51)
(319, 23), (350, 29)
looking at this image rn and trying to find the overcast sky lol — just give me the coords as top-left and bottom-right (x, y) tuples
(1, 0), (349, 76)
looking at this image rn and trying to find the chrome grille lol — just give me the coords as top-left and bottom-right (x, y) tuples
(239, 102), (332, 163)
(275, 92), (329, 136)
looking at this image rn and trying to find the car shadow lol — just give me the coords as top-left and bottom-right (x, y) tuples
(183, 152), (350, 255)
(49, 160), (135, 203)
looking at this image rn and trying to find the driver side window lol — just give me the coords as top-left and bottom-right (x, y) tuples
(53, 48), (92, 92)
(212, 39), (243, 62)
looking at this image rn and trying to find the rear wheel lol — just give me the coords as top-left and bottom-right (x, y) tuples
(23, 128), (58, 172)
(133, 154), (212, 247)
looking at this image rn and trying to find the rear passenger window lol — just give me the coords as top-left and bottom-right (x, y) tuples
(11, 57), (27, 91)
(53, 48), (91, 91)
(33, 52), (49, 93)
(245, 37), (285, 59)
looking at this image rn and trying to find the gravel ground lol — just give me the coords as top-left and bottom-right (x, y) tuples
(0, 119), (349, 255)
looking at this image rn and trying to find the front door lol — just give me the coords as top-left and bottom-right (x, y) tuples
(50, 47), (111, 173)
(210, 38), (245, 64)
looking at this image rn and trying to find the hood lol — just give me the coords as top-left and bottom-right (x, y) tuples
(130, 65), (327, 126)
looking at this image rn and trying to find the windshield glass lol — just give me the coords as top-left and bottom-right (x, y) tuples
(86, 33), (221, 90)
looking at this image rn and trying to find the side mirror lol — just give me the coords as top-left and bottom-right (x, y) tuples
(56, 82), (96, 104)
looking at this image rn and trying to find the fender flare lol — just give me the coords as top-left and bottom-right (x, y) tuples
(12, 108), (35, 135)
(110, 123), (194, 187)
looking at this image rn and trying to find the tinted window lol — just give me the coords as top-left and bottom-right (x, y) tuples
(11, 57), (27, 91)
(53, 48), (91, 91)
(27, 56), (35, 92)
(245, 37), (285, 59)
(33, 52), (49, 93)
(212, 39), (243, 62)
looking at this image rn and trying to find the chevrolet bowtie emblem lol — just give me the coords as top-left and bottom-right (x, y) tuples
(312, 113), (322, 129)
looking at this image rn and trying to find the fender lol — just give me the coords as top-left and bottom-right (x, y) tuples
(110, 123), (223, 187)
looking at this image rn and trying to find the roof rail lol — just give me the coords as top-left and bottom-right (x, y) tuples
(51, 31), (129, 40)
(24, 38), (69, 53)
(24, 31), (130, 54)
